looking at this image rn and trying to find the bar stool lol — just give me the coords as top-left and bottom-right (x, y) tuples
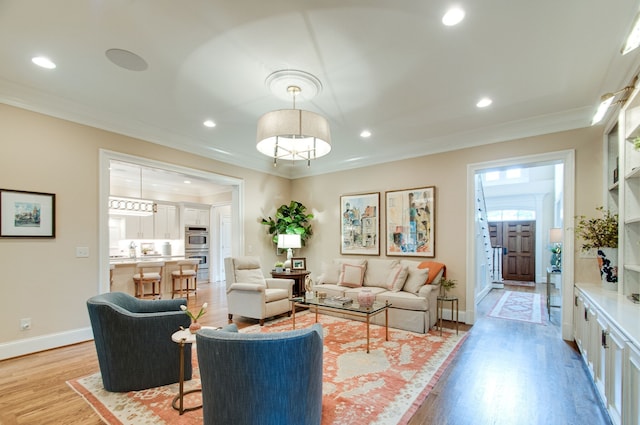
(171, 259), (199, 299)
(133, 261), (165, 299)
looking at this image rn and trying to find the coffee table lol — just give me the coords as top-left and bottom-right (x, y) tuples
(291, 297), (390, 353)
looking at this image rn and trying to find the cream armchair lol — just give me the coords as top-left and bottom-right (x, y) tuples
(224, 256), (294, 325)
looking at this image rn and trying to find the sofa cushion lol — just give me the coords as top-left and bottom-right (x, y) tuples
(386, 264), (409, 292)
(402, 266), (430, 294)
(375, 291), (428, 311)
(338, 263), (365, 288)
(364, 259), (399, 288)
(318, 259), (367, 284)
(235, 269), (266, 286)
(310, 283), (345, 298)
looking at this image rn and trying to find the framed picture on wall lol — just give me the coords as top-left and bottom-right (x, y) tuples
(385, 186), (435, 257)
(0, 189), (56, 238)
(340, 192), (380, 255)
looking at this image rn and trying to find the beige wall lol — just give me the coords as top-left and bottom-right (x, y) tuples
(292, 125), (604, 311)
(0, 104), (290, 356)
(0, 102), (604, 357)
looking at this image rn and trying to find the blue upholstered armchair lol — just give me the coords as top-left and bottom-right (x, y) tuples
(196, 323), (324, 425)
(86, 291), (192, 392)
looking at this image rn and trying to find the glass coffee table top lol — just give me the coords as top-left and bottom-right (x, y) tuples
(291, 296), (389, 314)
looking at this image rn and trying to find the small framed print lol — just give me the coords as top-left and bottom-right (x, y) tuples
(0, 189), (56, 238)
(291, 257), (306, 270)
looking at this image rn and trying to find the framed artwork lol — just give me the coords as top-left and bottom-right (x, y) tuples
(0, 189), (56, 238)
(291, 257), (306, 270)
(385, 186), (435, 257)
(340, 192), (380, 255)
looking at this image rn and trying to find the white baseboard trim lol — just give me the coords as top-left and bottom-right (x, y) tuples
(0, 327), (93, 361)
(439, 308), (467, 325)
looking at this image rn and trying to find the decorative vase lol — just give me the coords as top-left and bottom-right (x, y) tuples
(597, 247), (618, 291)
(189, 321), (202, 334)
(357, 289), (375, 308)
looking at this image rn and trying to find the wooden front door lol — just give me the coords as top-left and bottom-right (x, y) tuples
(489, 221), (536, 282)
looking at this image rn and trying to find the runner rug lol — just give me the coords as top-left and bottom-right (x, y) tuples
(488, 290), (545, 324)
(67, 312), (467, 425)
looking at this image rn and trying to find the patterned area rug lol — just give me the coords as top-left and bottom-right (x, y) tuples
(487, 290), (545, 325)
(68, 312), (467, 425)
(503, 280), (536, 288)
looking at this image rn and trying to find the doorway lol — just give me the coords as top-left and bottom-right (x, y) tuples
(98, 150), (244, 293)
(466, 150), (575, 341)
(489, 220), (536, 282)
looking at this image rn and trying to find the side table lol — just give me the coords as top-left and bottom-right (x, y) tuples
(171, 327), (219, 415)
(270, 270), (310, 297)
(546, 267), (562, 320)
(436, 295), (459, 336)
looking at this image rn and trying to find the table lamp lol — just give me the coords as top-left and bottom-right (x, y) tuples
(278, 234), (301, 268)
(549, 228), (562, 271)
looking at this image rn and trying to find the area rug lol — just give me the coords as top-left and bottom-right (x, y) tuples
(503, 280), (536, 288)
(487, 290), (545, 324)
(68, 312), (467, 425)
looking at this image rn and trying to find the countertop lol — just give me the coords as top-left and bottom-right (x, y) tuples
(110, 255), (186, 265)
(575, 282), (640, 349)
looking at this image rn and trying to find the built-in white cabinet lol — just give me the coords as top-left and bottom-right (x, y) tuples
(626, 342), (640, 425)
(154, 203), (180, 239)
(183, 206), (210, 226)
(574, 285), (639, 425)
(123, 214), (154, 239)
(619, 86), (640, 299)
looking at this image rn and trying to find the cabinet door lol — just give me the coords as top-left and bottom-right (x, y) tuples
(626, 342), (640, 425)
(606, 324), (626, 425)
(154, 204), (180, 239)
(595, 314), (608, 404)
(184, 207), (210, 225)
(124, 215), (154, 239)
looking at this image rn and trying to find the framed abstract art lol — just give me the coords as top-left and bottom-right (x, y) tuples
(385, 186), (435, 257)
(340, 192), (380, 255)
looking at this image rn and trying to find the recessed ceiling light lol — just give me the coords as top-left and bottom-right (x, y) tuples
(203, 120), (216, 128)
(184, 180), (192, 184)
(476, 97), (493, 108)
(442, 7), (465, 26)
(360, 130), (372, 138)
(32, 56), (56, 69)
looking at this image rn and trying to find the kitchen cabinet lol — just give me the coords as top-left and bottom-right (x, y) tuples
(184, 206), (210, 226)
(595, 312), (626, 425)
(154, 203), (180, 239)
(123, 214), (154, 239)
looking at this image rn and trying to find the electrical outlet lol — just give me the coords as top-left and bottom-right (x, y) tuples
(76, 246), (89, 258)
(20, 318), (31, 330)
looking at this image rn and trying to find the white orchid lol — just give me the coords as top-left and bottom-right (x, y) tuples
(180, 302), (208, 321)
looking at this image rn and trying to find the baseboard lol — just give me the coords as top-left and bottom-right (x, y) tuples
(0, 327), (93, 361)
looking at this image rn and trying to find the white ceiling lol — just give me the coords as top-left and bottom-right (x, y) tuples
(2, 1), (640, 179)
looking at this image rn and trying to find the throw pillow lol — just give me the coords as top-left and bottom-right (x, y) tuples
(235, 269), (267, 286)
(403, 267), (430, 294)
(386, 264), (409, 292)
(417, 261), (446, 284)
(338, 263), (365, 288)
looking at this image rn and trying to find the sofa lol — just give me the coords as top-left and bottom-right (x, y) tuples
(311, 258), (445, 333)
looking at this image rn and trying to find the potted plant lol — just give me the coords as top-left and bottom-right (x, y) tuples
(274, 261), (285, 273)
(438, 277), (457, 297)
(261, 201), (314, 247)
(574, 206), (618, 290)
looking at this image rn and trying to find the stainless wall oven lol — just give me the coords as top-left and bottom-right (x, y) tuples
(185, 226), (209, 250)
(185, 226), (209, 281)
(185, 249), (209, 282)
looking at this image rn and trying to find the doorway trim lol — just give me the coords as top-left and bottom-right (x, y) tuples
(466, 149), (575, 340)
(98, 149), (244, 293)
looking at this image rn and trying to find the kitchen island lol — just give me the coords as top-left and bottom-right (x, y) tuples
(110, 256), (202, 298)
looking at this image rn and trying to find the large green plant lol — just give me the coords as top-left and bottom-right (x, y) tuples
(574, 206), (618, 251)
(261, 200), (314, 247)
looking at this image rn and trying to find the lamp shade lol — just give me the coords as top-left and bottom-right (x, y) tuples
(277, 234), (302, 249)
(256, 109), (331, 161)
(549, 228), (563, 244)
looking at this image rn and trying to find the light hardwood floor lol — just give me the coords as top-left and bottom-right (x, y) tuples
(0, 281), (611, 425)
